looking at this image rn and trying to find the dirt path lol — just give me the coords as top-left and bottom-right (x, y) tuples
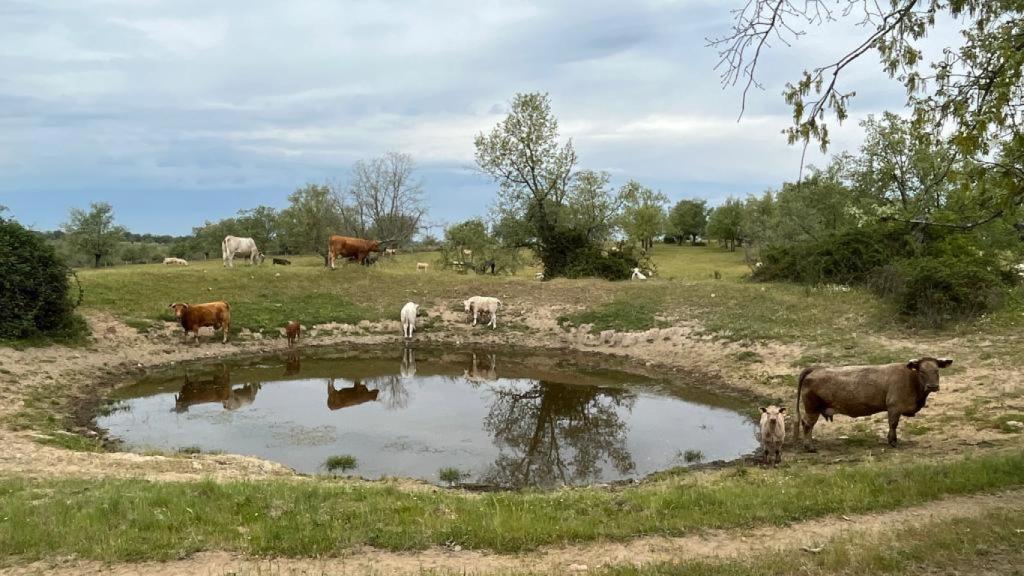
(5, 488), (1022, 576)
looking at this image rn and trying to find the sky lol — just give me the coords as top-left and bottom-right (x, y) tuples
(0, 0), (959, 235)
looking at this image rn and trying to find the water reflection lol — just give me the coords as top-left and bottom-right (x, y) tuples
(103, 348), (759, 486)
(326, 378), (380, 411)
(174, 365), (261, 413)
(481, 382), (636, 487)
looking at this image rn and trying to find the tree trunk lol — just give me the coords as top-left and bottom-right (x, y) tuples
(94, 253), (101, 268)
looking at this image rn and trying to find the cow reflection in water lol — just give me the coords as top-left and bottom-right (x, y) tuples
(174, 366), (261, 412)
(283, 351), (301, 376)
(400, 347), (417, 379)
(481, 382), (636, 488)
(326, 378), (379, 411)
(463, 353), (497, 385)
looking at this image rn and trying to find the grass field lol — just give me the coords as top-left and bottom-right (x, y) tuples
(2, 451), (1022, 562)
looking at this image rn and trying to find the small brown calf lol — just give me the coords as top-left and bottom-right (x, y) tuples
(285, 320), (301, 347)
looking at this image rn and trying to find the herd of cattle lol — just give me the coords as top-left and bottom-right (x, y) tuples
(164, 235), (956, 465)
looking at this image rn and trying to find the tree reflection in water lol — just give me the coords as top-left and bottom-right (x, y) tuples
(481, 381), (637, 488)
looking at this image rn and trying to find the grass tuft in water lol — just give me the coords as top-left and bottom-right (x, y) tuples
(324, 455), (358, 473)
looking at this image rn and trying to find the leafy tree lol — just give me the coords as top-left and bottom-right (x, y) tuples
(278, 184), (345, 265)
(711, 0), (1024, 227)
(347, 152), (426, 245)
(668, 199), (709, 245)
(62, 202), (126, 268)
(619, 181), (668, 251)
(707, 197), (745, 251)
(1, 215), (82, 339)
(564, 169), (624, 244)
(235, 205), (280, 254)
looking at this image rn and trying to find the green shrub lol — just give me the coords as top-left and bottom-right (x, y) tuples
(754, 225), (911, 285)
(886, 254), (1006, 327)
(0, 217), (84, 340)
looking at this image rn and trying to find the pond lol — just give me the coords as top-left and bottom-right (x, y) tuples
(98, 347), (759, 488)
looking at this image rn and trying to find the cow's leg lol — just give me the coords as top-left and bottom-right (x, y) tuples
(801, 411), (820, 452)
(774, 447), (782, 465)
(329, 251), (335, 270)
(472, 310), (478, 326)
(491, 313), (497, 329)
(887, 410), (901, 447)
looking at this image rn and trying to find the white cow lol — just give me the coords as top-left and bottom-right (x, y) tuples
(401, 301), (419, 339)
(463, 296), (502, 328)
(631, 267), (647, 280)
(163, 257), (189, 266)
(222, 236), (264, 267)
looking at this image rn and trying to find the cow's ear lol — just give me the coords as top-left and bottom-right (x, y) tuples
(937, 358), (953, 368)
(778, 407), (786, 413)
(760, 406), (767, 413)
(907, 359), (921, 370)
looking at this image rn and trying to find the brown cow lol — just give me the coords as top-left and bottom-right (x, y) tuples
(797, 357), (953, 450)
(285, 320), (301, 347)
(327, 235), (380, 268)
(169, 301), (231, 344)
(326, 378), (379, 411)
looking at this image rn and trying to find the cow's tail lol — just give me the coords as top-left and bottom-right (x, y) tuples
(796, 367), (813, 440)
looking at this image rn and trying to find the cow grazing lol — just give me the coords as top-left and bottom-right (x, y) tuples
(385, 248), (398, 256)
(326, 379), (379, 411)
(400, 302), (419, 339)
(222, 236), (264, 267)
(760, 405), (786, 466)
(163, 257), (189, 266)
(328, 235), (380, 268)
(416, 262), (429, 272)
(463, 296), (502, 328)
(272, 257), (292, 266)
(285, 320), (301, 347)
(797, 357), (953, 450)
(169, 301), (231, 344)
(631, 267), (647, 280)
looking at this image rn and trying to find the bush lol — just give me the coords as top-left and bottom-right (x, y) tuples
(754, 225), (911, 285)
(538, 229), (640, 281)
(0, 218), (84, 340)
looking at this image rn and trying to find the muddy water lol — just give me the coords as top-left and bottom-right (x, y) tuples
(98, 347), (759, 488)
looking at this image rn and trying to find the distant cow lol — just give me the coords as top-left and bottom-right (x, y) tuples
(760, 405), (786, 466)
(272, 257), (292, 266)
(480, 260), (496, 275)
(400, 302), (419, 339)
(385, 248), (398, 256)
(362, 253), (379, 267)
(631, 267), (647, 280)
(326, 379), (379, 411)
(163, 257), (189, 266)
(222, 236), (264, 267)
(416, 262), (429, 271)
(797, 357), (953, 450)
(285, 320), (301, 347)
(328, 235), (380, 268)
(169, 301), (231, 344)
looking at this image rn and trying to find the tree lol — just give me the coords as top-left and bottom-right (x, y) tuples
(564, 169), (624, 244)
(278, 184), (345, 265)
(63, 202), (126, 268)
(668, 199), (709, 245)
(707, 197), (745, 251)
(347, 152), (426, 245)
(235, 206), (280, 254)
(711, 1), (1024, 227)
(620, 181), (668, 251)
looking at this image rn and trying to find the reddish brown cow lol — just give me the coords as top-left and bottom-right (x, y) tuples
(326, 378), (379, 411)
(169, 301), (231, 344)
(327, 235), (380, 268)
(285, 320), (301, 347)
(797, 357), (953, 450)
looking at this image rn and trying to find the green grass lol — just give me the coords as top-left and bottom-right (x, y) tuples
(558, 292), (668, 332)
(1, 451), (1022, 562)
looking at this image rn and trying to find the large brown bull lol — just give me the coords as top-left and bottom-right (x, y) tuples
(797, 357), (953, 450)
(169, 301), (231, 344)
(327, 235), (380, 268)
(326, 378), (379, 411)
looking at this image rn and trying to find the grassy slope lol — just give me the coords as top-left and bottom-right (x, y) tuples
(1, 451), (1023, 562)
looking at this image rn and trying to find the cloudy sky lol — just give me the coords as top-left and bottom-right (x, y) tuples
(0, 0), (952, 235)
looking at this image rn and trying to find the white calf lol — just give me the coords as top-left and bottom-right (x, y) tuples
(631, 267), (647, 280)
(163, 257), (189, 266)
(401, 302), (419, 339)
(463, 296), (502, 328)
